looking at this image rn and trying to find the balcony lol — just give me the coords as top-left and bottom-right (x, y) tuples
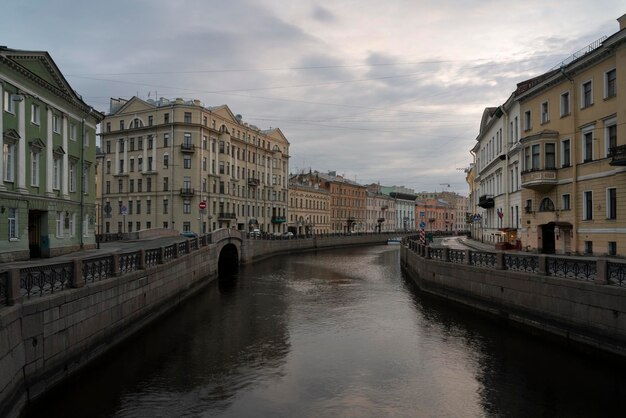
(271, 216), (286, 224)
(381, 205), (389, 210)
(377, 218), (385, 223)
(609, 145), (626, 166)
(218, 212), (236, 220)
(179, 187), (195, 197)
(478, 195), (494, 209)
(520, 168), (557, 192)
(248, 178), (260, 187)
(180, 143), (195, 153)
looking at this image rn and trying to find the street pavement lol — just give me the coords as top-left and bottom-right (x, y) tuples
(435, 236), (497, 252)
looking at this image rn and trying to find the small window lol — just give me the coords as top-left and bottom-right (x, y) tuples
(31, 104), (41, 125)
(562, 194), (571, 211)
(608, 242), (617, 256)
(524, 110), (532, 130)
(560, 91), (570, 116)
(581, 80), (593, 108)
(605, 68), (616, 98)
(540, 101), (549, 124)
(584, 241), (593, 254)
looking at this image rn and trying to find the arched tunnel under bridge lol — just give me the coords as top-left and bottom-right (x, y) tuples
(218, 243), (240, 282)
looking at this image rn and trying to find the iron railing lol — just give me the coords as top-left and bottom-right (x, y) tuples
(505, 254), (539, 273)
(21, 262), (73, 298)
(119, 252), (140, 274)
(83, 256), (114, 283)
(145, 248), (161, 267)
(470, 251), (497, 268)
(0, 271), (7, 307)
(547, 257), (596, 281)
(449, 249), (465, 264)
(608, 262), (626, 286)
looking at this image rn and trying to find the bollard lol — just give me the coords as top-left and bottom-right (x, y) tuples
(464, 249), (472, 265)
(112, 253), (121, 276)
(496, 252), (506, 270)
(538, 255), (548, 275)
(442, 247), (449, 262)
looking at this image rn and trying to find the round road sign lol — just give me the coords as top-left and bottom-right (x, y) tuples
(199, 201), (207, 210)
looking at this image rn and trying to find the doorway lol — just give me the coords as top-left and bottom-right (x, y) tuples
(541, 223), (555, 254)
(28, 210), (44, 258)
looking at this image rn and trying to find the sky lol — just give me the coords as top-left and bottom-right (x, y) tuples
(3, 1), (625, 195)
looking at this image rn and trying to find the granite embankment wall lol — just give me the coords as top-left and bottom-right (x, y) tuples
(400, 242), (626, 357)
(0, 231), (399, 418)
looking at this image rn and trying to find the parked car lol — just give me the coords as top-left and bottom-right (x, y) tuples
(180, 231), (198, 238)
(282, 231), (294, 238)
(251, 228), (261, 237)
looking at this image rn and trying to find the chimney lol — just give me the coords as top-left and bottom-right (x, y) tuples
(619, 13), (626, 31)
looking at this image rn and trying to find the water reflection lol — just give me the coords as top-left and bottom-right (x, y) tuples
(24, 246), (626, 417)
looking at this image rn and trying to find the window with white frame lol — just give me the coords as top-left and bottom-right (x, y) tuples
(84, 130), (90, 147)
(582, 130), (594, 162)
(69, 161), (77, 192)
(605, 68), (616, 98)
(31, 150), (40, 187)
(607, 187), (617, 220)
(532, 144), (540, 169)
(52, 114), (60, 133)
(581, 80), (593, 108)
(560, 91), (570, 116)
(605, 119), (617, 156)
(70, 123), (77, 141)
(562, 194), (571, 210)
(56, 211), (64, 237)
(4, 142), (15, 182)
(69, 213), (75, 237)
(540, 101), (549, 124)
(31, 103), (40, 124)
(183, 200), (191, 214)
(524, 110), (532, 130)
(3, 92), (15, 114)
(8, 208), (18, 240)
(545, 143), (556, 169)
(83, 215), (89, 237)
(561, 139), (571, 167)
(53, 158), (61, 189)
(583, 191), (593, 220)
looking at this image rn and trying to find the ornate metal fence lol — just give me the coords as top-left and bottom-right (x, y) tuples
(430, 248), (444, 260)
(163, 244), (176, 262)
(547, 257), (596, 281)
(178, 242), (187, 255)
(449, 249), (465, 264)
(189, 239), (198, 251)
(82, 256), (114, 283)
(145, 248), (160, 268)
(0, 271), (7, 307)
(505, 254), (539, 273)
(20, 262), (73, 298)
(119, 252), (140, 274)
(469, 251), (497, 268)
(608, 262), (626, 286)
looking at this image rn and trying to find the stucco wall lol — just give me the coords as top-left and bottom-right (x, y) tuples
(400, 246), (626, 357)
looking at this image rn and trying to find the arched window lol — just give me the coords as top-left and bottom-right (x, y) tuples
(539, 197), (555, 212)
(130, 118), (144, 128)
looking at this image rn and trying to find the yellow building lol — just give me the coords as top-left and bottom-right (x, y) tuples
(288, 176), (330, 235)
(99, 97), (290, 235)
(516, 14), (626, 256)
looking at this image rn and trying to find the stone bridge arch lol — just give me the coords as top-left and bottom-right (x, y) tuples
(213, 229), (243, 279)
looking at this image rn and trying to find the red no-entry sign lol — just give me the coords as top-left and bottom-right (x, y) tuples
(199, 201), (207, 210)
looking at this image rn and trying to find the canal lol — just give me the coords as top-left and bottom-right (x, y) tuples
(24, 245), (626, 417)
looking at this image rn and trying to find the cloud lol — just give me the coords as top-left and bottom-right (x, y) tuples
(312, 5), (335, 22)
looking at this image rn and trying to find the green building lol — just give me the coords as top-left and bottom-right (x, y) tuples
(0, 47), (103, 261)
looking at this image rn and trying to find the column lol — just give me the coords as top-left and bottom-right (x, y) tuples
(17, 98), (26, 192)
(141, 139), (146, 171)
(62, 115), (69, 198)
(151, 135), (156, 171)
(46, 106), (54, 195)
(115, 139), (120, 174)
(0, 83), (4, 190)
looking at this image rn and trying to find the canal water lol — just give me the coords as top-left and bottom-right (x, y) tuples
(25, 245), (626, 417)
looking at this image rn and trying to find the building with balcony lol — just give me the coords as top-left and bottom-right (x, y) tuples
(99, 97), (289, 236)
(366, 184), (397, 232)
(515, 15), (626, 255)
(0, 47), (103, 261)
(288, 174), (330, 235)
(380, 185), (417, 231)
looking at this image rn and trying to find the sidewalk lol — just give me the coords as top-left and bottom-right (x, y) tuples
(458, 237), (497, 252)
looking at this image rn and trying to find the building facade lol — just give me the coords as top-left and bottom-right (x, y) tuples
(366, 184), (397, 232)
(288, 175), (330, 235)
(99, 97), (289, 236)
(515, 15), (626, 255)
(0, 48), (103, 261)
(381, 186), (416, 231)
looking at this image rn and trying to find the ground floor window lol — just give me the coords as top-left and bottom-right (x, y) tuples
(8, 208), (18, 240)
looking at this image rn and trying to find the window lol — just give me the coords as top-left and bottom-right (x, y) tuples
(138, 137), (143, 150)
(532, 144), (540, 169)
(106, 141), (111, 154)
(163, 154), (169, 168)
(163, 177), (169, 191)
(148, 115), (153, 126)
(608, 242), (617, 256)
(163, 199), (168, 214)
(164, 133), (169, 147)
(83, 166), (90, 194)
(148, 157), (153, 171)
(203, 116), (208, 126)
(183, 200), (191, 214)
(584, 241), (593, 254)
(31, 103), (41, 125)
(106, 122), (111, 133)
(147, 200), (151, 214)
(562, 194), (571, 210)
(183, 222), (191, 232)
(581, 80), (593, 108)
(561, 139), (571, 167)
(147, 177), (151, 192)
(118, 179), (123, 193)
(606, 121), (617, 156)
(130, 158), (135, 172)
(69, 161), (76, 192)
(539, 198), (555, 212)
(545, 143), (555, 169)
(184, 112), (192, 123)
(119, 159), (125, 174)
(53, 158), (61, 190)
(120, 120), (125, 130)
(138, 156), (143, 172)
(540, 101), (549, 124)
(583, 131), (593, 162)
(31, 151), (40, 187)
(129, 179), (134, 193)
(136, 200), (141, 215)
(607, 188), (617, 220)
(605, 68), (616, 98)
(130, 138), (135, 151)
(148, 135), (153, 150)
(183, 132), (192, 147)
(70, 123), (77, 141)
(184, 155), (191, 169)
(219, 161), (224, 174)
(164, 113), (170, 124)
(524, 110), (532, 130)
(137, 179), (142, 192)
(69, 213), (75, 237)
(560, 91), (570, 116)
(105, 181), (110, 194)
(56, 212), (64, 238)
(4, 92), (15, 113)
(8, 208), (18, 240)
(52, 114), (60, 133)
(583, 191), (593, 220)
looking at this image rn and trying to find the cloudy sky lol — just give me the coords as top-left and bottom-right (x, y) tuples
(4, 1), (624, 194)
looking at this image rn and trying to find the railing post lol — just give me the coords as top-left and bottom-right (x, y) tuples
(7, 268), (22, 306)
(112, 253), (121, 276)
(496, 252), (506, 270)
(538, 255), (548, 275)
(442, 247), (449, 262)
(173, 243), (179, 259)
(595, 258), (608, 285)
(464, 250), (472, 265)
(139, 249), (146, 270)
(158, 247), (165, 264)
(186, 239), (191, 254)
(72, 258), (85, 288)
(425, 246), (431, 259)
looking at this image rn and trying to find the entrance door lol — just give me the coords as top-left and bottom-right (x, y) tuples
(541, 224), (555, 254)
(28, 211), (43, 258)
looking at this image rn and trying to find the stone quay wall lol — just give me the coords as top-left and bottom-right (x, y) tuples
(400, 239), (626, 358)
(0, 231), (401, 418)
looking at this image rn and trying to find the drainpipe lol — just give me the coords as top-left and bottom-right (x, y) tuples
(501, 105), (510, 234)
(562, 68), (578, 254)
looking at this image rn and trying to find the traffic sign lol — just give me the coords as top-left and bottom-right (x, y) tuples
(419, 221), (426, 229)
(121, 206), (127, 215)
(199, 201), (207, 210)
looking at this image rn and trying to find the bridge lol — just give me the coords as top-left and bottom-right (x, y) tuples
(0, 228), (410, 418)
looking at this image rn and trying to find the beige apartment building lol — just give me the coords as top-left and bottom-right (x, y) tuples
(516, 14), (626, 256)
(288, 175), (330, 235)
(99, 97), (290, 235)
